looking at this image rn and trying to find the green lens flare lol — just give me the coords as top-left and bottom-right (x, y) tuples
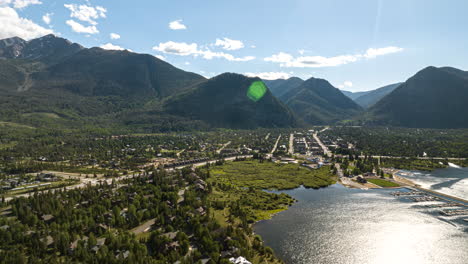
(247, 81), (267, 102)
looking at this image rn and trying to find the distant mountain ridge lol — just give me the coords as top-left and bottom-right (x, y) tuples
(354, 82), (402, 108)
(341, 90), (369, 100)
(263, 77), (304, 98)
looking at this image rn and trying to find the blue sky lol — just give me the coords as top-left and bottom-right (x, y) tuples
(1, 0), (468, 91)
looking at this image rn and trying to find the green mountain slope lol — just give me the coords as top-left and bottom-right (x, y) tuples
(0, 35), (301, 131)
(163, 73), (299, 129)
(365, 66), (468, 128)
(281, 77), (363, 124)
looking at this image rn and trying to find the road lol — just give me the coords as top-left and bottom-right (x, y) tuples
(288, 134), (294, 155)
(271, 135), (281, 154)
(216, 141), (231, 154)
(313, 132), (331, 157)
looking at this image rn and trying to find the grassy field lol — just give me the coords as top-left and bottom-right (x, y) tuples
(367, 178), (400, 187)
(209, 160), (335, 190)
(206, 160), (335, 224)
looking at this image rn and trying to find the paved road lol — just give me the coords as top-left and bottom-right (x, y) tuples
(313, 132), (331, 157)
(288, 134), (294, 155)
(216, 141), (231, 154)
(271, 135), (281, 154)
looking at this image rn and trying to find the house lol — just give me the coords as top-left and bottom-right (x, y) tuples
(41, 214), (54, 222)
(229, 256), (252, 264)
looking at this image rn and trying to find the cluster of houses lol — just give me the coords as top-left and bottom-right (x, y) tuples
(0, 172), (59, 191)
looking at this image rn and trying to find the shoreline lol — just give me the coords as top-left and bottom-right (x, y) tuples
(393, 171), (468, 205)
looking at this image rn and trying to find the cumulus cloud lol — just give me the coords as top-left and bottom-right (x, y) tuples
(264, 52), (294, 63)
(110, 33), (120, 39)
(66, 19), (98, 34)
(12, 0), (41, 9)
(64, 4), (106, 25)
(153, 41), (198, 56)
(152, 41), (255, 62)
(244, 72), (291, 80)
(363, 46), (403, 59)
(0, 7), (53, 40)
(169, 19), (186, 30)
(337, 81), (353, 89)
(214, 38), (244, 51)
(100, 43), (126, 51)
(0, 0), (12, 6)
(42, 12), (51, 25)
(265, 46), (403, 68)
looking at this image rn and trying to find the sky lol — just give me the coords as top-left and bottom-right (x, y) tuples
(1, 0), (468, 92)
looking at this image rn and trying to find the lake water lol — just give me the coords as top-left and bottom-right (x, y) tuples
(254, 183), (468, 264)
(396, 165), (468, 200)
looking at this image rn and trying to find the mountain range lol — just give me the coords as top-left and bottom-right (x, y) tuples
(1, 35), (468, 130)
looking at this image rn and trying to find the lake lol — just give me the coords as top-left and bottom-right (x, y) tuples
(254, 183), (468, 264)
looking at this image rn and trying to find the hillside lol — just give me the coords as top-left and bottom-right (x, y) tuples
(280, 77), (363, 124)
(365, 66), (468, 128)
(263, 77), (304, 98)
(355, 83), (402, 108)
(0, 35), (302, 131)
(162, 73), (299, 129)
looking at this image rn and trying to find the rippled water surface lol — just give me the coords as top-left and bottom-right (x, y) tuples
(254, 184), (468, 264)
(397, 165), (468, 200)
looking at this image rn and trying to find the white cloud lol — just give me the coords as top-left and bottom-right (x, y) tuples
(100, 43), (125, 51)
(110, 33), (120, 39)
(0, 0), (12, 6)
(64, 4), (106, 25)
(154, 55), (165, 61)
(169, 19), (186, 30)
(0, 7), (53, 40)
(13, 0), (41, 9)
(66, 19), (98, 34)
(214, 37), (244, 51)
(245, 72), (291, 80)
(337, 81), (353, 89)
(153, 41), (198, 56)
(264, 52), (294, 63)
(42, 12), (51, 25)
(363, 46), (403, 59)
(152, 41), (255, 62)
(265, 46), (403, 68)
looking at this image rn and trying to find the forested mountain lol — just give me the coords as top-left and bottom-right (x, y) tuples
(163, 73), (299, 129)
(0, 35), (299, 131)
(280, 77), (363, 124)
(263, 77), (304, 98)
(354, 82), (402, 108)
(365, 66), (468, 128)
